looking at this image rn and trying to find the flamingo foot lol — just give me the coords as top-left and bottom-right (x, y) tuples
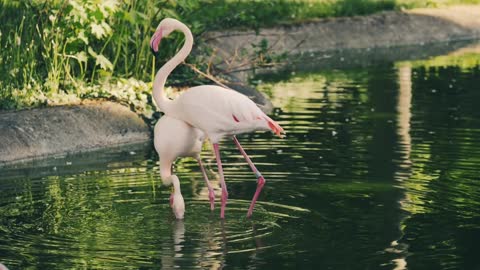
(247, 176), (265, 218)
(220, 189), (229, 219)
(208, 190), (215, 211)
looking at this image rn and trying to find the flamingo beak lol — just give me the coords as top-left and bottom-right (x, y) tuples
(150, 29), (163, 55)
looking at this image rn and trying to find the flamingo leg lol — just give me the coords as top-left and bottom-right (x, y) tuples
(213, 143), (228, 219)
(168, 165), (175, 207)
(197, 158), (215, 211)
(233, 136), (265, 218)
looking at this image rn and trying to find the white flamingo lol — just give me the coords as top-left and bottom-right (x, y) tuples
(151, 24), (216, 219)
(154, 116), (215, 219)
(150, 18), (284, 218)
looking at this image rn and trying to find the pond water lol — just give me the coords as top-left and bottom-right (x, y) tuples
(1, 41), (480, 269)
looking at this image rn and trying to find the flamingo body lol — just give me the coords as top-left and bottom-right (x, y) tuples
(153, 115), (216, 217)
(168, 85), (281, 143)
(154, 115), (204, 184)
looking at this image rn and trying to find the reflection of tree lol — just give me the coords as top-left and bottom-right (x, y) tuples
(255, 53), (480, 269)
(263, 66), (408, 268)
(0, 157), (274, 269)
(403, 42), (480, 70)
(386, 63), (413, 270)
(393, 62), (480, 269)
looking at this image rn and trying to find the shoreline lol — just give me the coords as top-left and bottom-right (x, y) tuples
(2, 5), (480, 165)
(203, 5), (480, 78)
(0, 101), (150, 165)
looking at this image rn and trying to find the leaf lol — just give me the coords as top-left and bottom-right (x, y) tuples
(87, 47), (97, 58)
(75, 51), (88, 63)
(95, 54), (113, 71)
(69, 1), (87, 24)
(161, 8), (180, 19)
(135, 10), (148, 21)
(91, 23), (105, 39)
(78, 30), (88, 44)
(99, 0), (120, 17)
(100, 22), (112, 36)
(120, 10), (135, 23)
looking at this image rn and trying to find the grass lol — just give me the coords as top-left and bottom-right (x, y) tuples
(0, 0), (479, 113)
(186, 0), (480, 30)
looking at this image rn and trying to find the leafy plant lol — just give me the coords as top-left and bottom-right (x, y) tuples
(1, 0), (479, 112)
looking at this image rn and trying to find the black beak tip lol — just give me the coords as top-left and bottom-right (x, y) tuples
(150, 47), (158, 57)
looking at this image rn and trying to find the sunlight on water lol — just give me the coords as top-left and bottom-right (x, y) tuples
(1, 41), (480, 269)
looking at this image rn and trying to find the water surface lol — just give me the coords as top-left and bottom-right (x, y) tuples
(1, 42), (480, 269)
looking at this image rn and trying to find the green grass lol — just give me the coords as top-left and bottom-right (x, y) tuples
(0, 0), (479, 112)
(185, 0), (480, 30)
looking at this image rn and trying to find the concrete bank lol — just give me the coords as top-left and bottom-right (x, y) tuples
(0, 101), (150, 165)
(203, 5), (480, 74)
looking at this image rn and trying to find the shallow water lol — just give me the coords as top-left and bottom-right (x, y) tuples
(1, 42), (480, 269)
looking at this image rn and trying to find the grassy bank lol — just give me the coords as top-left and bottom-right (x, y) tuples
(1, 0), (479, 115)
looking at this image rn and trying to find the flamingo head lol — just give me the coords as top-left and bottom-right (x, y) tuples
(150, 18), (181, 54)
(169, 175), (185, 219)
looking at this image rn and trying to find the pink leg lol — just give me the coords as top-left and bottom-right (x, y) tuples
(213, 143), (228, 219)
(233, 136), (266, 218)
(197, 158), (215, 211)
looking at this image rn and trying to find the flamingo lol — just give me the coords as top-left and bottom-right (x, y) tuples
(154, 115), (215, 219)
(151, 21), (215, 218)
(150, 18), (284, 219)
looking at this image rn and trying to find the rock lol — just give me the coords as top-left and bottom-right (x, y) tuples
(0, 101), (150, 165)
(223, 74), (273, 113)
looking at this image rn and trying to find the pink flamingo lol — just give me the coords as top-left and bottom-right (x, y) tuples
(152, 42), (215, 218)
(151, 21), (215, 219)
(150, 18), (284, 218)
(154, 115), (215, 219)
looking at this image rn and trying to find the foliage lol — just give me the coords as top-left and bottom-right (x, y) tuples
(1, 0), (479, 113)
(0, 0), (186, 112)
(401, 51), (480, 70)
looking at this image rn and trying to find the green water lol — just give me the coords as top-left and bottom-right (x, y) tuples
(1, 42), (480, 269)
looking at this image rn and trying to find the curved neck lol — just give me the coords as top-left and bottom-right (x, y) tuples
(152, 23), (193, 113)
(172, 175), (181, 195)
(160, 159), (172, 182)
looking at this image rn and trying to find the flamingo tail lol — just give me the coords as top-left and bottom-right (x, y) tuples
(264, 116), (285, 138)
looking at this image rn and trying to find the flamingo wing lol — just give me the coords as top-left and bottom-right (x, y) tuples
(170, 85), (284, 138)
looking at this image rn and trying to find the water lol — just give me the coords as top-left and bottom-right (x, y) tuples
(1, 42), (480, 269)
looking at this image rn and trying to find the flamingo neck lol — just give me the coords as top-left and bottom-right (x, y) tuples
(160, 160), (173, 184)
(172, 176), (182, 195)
(152, 24), (193, 114)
